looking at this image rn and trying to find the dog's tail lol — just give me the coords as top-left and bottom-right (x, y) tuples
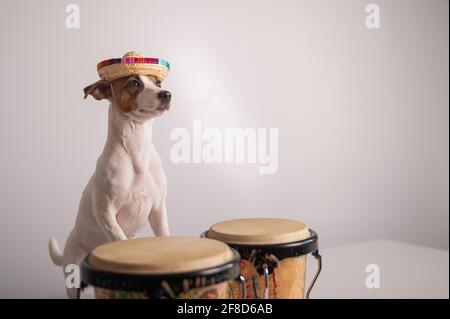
(48, 237), (63, 266)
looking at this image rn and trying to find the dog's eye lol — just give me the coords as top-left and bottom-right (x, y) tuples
(128, 79), (141, 88)
(155, 80), (162, 88)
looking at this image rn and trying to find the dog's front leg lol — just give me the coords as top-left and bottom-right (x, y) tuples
(93, 198), (128, 241)
(149, 197), (170, 237)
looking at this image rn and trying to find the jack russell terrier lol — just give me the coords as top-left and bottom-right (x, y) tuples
(48, 73), (171, 298)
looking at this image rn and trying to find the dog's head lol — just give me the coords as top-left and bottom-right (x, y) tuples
(83, 75), (171, 121)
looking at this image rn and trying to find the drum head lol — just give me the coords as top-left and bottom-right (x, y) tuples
(207, 218), (311, 245)
(89, 237), (234, 275)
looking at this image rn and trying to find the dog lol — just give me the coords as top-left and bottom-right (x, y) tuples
(49, 74), (171, 298)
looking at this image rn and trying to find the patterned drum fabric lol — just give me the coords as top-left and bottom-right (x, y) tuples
(228, 251), (307, 299)
(94, 281), (230, 299)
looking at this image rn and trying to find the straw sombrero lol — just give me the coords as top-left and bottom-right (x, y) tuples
(97, 51), (170, 81)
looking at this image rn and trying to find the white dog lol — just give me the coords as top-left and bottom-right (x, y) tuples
(49, 74), (171, 298)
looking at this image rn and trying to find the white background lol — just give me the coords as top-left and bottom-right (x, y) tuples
(0, 0), (448, 297)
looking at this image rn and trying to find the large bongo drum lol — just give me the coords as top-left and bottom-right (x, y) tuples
(79, 237), (240, 299)
(203, 218), (322, 299)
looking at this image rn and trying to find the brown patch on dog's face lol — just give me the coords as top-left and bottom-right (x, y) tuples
(109, 75), (144, 113)
(110, 75), (162, 113)
(84, 74), (171, 121)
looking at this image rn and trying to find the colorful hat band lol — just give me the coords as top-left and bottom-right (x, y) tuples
(97, 57), (170, 71)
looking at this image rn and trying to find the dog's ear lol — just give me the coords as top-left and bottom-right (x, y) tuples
(83, 80), (112, 101)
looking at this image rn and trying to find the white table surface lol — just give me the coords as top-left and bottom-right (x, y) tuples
(306, 239), (449, 299)
(77, 239), (448, 299)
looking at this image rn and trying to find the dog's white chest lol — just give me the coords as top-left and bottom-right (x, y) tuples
(116, 172), (162, 237)
(89, 111), (168, 239)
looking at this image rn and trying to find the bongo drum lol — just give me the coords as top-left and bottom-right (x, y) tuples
(79, 237), (240, 299)
(202, 218), (322, 299)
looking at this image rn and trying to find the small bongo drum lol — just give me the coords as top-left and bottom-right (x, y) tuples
(202, 218), (322, 299)
(79, 237), (240, 299)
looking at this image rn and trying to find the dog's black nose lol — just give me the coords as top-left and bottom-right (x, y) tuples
(158, 90), (172, 103)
